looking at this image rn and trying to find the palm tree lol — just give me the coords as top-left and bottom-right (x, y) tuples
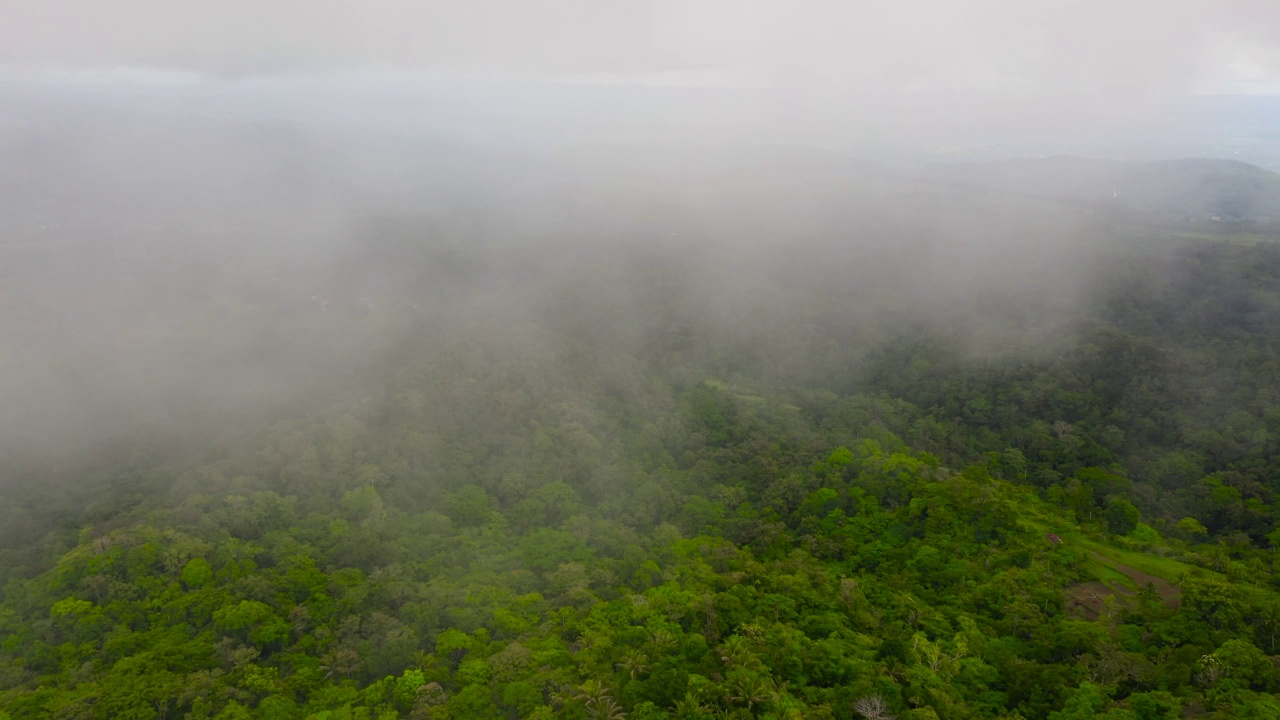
(729, 675), (770, 711)
(718, 635), (755, 669)
(577, 680), (627, 720)
(675, 691), (710, 719)
(585, 696), (627, 720)
(647, 629), (676, 652)
(767, 680), (790, 710)
(576, 679), (610, 705)
(617, 649), (650, 679)
(412, 650), (432, 669)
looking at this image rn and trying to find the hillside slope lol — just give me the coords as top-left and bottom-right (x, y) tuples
(927, 156), (1280, 224)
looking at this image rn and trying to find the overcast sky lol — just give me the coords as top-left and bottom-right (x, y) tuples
(4, 1), (1280, 94)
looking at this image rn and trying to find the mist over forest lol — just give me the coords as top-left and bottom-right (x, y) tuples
(6, 5), (1280, 718)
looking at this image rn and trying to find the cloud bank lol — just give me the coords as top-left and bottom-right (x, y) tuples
(4, 1), (1280, 93)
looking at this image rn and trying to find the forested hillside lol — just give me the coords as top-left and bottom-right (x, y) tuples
(927, 157), (1280, 224)
(3, 147), (1280, 720)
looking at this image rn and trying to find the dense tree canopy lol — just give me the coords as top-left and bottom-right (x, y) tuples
(4, 178), (1280, 719)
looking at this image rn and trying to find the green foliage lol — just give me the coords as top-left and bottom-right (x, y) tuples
(1211, 639), (1279, 689)
(213, 600), (290, 647)
(180, 557), (215, 588)
(1048, 682), (1107, 720)
(49, 597), (93, 617)
(520, 528), (591, 572)
(1128, 523), (1161, 544)
(393, 668), (426, 709)
(5, 231), (1280, 720)
(445, 485), (495, 528)
(258, 695), (300, 720)
(1175, 517), (1209, 542)
(1105, 499), (1141, 536)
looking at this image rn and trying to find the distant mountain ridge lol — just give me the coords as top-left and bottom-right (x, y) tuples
(925, 156), (1280, 224)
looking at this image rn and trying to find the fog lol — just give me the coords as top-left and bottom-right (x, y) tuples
(7, 0), (1280, 93)
(3, 2), (1280, 528)
(0, 88), (1165, 467)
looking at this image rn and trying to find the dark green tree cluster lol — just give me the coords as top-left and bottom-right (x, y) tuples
(3, 372), (1279, 718)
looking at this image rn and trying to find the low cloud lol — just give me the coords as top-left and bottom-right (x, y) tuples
(3, 1), (1280, 93)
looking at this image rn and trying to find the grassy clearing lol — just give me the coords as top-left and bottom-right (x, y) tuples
(1014, 490), (1280, 609)
(1018, 501), (1198, 585)
(1082, 556), (1138, 591)
(1085, 543), (1197, 583)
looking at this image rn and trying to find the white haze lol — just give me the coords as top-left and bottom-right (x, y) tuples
(5, 0), (1280, 95)
(2, 0), (1280, 497)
